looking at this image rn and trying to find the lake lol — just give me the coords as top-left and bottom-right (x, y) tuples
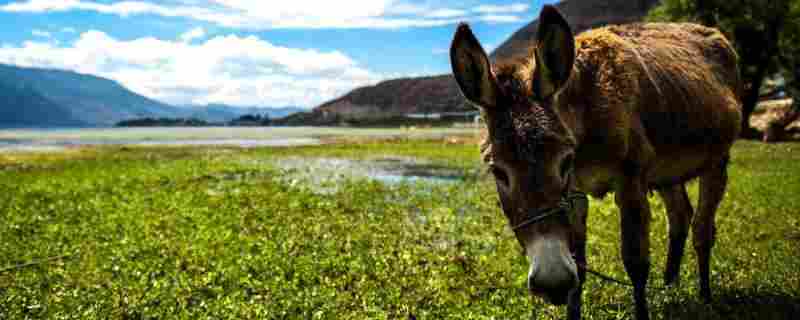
(0, 126), (477, 152)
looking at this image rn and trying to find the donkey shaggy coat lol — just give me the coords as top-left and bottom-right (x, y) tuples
(451, 5), (741, 320)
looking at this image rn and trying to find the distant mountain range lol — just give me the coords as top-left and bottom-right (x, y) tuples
(295, 0), (662, 125)
(178, 104), (306, 123)
(0, 64), (305, 128)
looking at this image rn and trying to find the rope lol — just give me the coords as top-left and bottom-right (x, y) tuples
(511, 191), (587, 231)
(507, 189), (668, 292)
(577, 262), (667, 291)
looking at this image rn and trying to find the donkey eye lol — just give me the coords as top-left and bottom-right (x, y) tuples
(491, 166), (510, 186)
(560, 154), (574, 179)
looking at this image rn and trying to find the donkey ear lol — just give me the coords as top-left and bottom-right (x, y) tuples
(532, 5), (575, 100)
(450, 23), (499, 108)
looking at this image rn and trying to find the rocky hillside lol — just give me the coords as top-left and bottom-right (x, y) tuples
(492, 0), (661, 62)
(302, 0), (662, 124)
(316, 75), (467, 119)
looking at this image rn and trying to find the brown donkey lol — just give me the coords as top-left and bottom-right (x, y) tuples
(450, 5), (741, 320)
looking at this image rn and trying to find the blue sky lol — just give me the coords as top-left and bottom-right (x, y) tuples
(0, 0), (557, 108)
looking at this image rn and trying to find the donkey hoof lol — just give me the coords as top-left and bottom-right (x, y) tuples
(700, 288), (712, 304)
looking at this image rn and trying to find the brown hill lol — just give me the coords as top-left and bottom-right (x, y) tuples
(316, 75), (468, 119)
(492, 0), (661, 61)
(291, 0), (662, 125)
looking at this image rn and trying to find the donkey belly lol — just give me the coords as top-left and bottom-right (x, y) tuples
(575, 164), (619, 198)
(647, 145), (711, 187)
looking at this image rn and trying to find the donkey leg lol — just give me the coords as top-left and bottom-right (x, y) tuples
(616, 174), (652, 320)
(694, 156), (729, 303)
(567, 195), (589, 320)
(656, 184), (693, 286)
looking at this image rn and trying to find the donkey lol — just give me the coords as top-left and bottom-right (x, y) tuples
(450, 5), (741, 320)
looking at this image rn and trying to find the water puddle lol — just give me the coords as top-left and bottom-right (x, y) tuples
(272, 156), (466, 192)
(0, 138), (320, 153)
(0, 139), (68, 153)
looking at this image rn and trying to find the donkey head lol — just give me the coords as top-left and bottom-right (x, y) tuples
(450, 5), (581, 305)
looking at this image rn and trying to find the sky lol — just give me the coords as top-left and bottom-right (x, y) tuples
(0, 0), (557, 108)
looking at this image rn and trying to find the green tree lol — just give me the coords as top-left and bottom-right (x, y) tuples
(648, 0), (800, 139)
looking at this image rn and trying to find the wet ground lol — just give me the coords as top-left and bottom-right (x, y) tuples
(0, 127), (476, 152)
(0, 137), (321, 152)
(272, 156), (469, 191)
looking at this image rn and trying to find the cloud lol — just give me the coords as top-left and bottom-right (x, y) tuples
(0, 31), (384, 107)
(1, 0), (528, 29)
(61, 27), (77, 33)
(473, 3), (529, 14)
(424, 8), (466, 19)
(431, 48), (448, 55)
(180, 27), (205, 43)
(479, 14), (523, 23)
(31, 29), (52, 38)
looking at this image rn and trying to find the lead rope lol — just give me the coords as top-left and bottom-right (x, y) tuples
(578, 262), (667, 291)
(511, 190), (667, 291)
(511, 192), (588, 231)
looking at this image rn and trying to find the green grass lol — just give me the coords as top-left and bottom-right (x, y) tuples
(0, 140), (798, 319)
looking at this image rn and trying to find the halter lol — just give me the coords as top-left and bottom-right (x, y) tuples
(510, 191), (588, 231)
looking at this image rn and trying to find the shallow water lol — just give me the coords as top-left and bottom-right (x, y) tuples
(0, 127), (475, 152)
(272, 156), (466, 192)
(0, 137), (321, 153)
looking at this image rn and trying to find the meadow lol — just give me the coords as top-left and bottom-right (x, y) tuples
(0, 138), (798, 319)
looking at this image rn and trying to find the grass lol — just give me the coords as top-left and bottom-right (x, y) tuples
(0, 139), (798, 319)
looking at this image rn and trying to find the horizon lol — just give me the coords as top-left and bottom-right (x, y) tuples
(0, 0), (557, 109)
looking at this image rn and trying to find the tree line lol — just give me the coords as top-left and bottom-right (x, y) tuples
(115, 114), (272, 127)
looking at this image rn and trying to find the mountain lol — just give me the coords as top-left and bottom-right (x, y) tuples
(180, 104), (306, 122)
(300, 0), (662, 124)
(313, 75), (467, 122)
(0, 63), (307, 127)
(0, 63), (187, 127)
(491, 0), (661, 62)
(0, 79), (86, 128)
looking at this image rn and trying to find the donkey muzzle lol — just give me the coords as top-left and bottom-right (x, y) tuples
(527, 237), (579, 305)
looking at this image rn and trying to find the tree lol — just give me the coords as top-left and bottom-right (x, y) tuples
(648, 0), (800, 139)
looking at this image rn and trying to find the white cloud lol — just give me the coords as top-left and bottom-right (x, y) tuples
(1, 0), (527, 29)
(483, 42), (500, 53)
(31, 29), (52, 38)
(431, 48), (448, 55)
(0, 31), (384, 107)
(61, 27), (77, 33)
(180, 27), (205, 43)
(479, 14), (523, 23)
(424, 8), (466, 19)
(473, 3), (529, 14)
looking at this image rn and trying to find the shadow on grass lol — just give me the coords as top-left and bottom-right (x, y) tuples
(661, 288), (800, 320)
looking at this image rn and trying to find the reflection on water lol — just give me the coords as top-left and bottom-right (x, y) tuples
(130, 138), (320, 147)
(0, 137), (320, 152)
(0, 126), (475, 152)
(272, 156), (466, 192)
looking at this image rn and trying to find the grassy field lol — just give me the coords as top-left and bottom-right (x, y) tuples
(0, 139), (798, 319)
